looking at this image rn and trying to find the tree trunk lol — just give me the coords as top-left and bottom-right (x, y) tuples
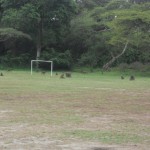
(36, 16), (43, 69)
(36, 18), (42, 60)
(103, 41), (129, 71)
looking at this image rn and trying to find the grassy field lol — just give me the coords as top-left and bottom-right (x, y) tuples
(0, 70), (150, 150)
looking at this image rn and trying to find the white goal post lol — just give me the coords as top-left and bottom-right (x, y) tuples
(31, 60), (53, 76)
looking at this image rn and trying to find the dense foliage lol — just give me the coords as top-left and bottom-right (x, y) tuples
(0, 0), (149, 70)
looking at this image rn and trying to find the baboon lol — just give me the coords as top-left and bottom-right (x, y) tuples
(65, 72), (71, 78)
(7, 68), (13, 71)
(60, 74), (65, 79)
(0, 72), (4, 76)
(41, 71), (46, 75)
(130, 75), (135, 80)
(121, 76), (124, 79)
(80, 70), (88, 74)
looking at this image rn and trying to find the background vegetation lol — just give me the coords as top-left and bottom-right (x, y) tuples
(0, 0), (149, 71)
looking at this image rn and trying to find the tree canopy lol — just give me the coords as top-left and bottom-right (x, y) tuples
(68, 0), (150, 68)
(0, 0), (150, 70)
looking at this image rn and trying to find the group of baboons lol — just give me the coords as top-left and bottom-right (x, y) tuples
(57, 72), (135, 80)
(39, 71), (72, 78)
(57, 72), (72, 78)
(121, 75), (135, 80)
(0, 70), (135, 80)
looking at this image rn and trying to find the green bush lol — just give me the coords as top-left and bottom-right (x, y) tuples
(117, 62), (150, 73)
(40, 48), (73, 70)
(129, 61), (144, 71)
(0, 51), (31, 68)
(118, 63), (129, 72)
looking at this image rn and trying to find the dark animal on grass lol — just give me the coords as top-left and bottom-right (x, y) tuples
(41, 71), (46, 75)
(65, 72), (71, 78)
(7, 68), (13, 71)
(60, 74), (65, 79)
(130, 75), (135, 80)
(121, 76), (124, 79)
(0, 72), (4, 76)
(55, 72), (58, 75)
(80, 70), (88, 74)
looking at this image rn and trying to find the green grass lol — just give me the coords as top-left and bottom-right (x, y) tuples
(0, 70), (150, 148)
(64, 130), (146, 144)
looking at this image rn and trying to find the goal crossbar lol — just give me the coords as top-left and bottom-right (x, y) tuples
(31, 60), (53, 76)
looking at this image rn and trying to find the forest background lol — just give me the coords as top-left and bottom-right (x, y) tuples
(0, 0), (149, 71)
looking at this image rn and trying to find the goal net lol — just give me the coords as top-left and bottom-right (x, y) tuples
(31, 60), (53, 76)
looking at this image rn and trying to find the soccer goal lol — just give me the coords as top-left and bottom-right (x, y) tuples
(31, 60), (53, 76)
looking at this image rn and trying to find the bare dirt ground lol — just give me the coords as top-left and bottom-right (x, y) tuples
(0, 126), (147, 150)
(0, 90), (149, 150)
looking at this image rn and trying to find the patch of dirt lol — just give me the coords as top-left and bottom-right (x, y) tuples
(0, 110), (14, 119)
(0, 137), (145, 150)
(0, 93), (71, 101)
(0, 110), (13, 113)
(0, 82), (149, 150)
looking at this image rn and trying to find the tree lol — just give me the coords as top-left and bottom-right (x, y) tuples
(103, 41), (129, 70)
(1, 0), (77, 60)
(0, 28), (31, 41)
(66, 0), (150, 69)
(103, 4), (150, 66)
